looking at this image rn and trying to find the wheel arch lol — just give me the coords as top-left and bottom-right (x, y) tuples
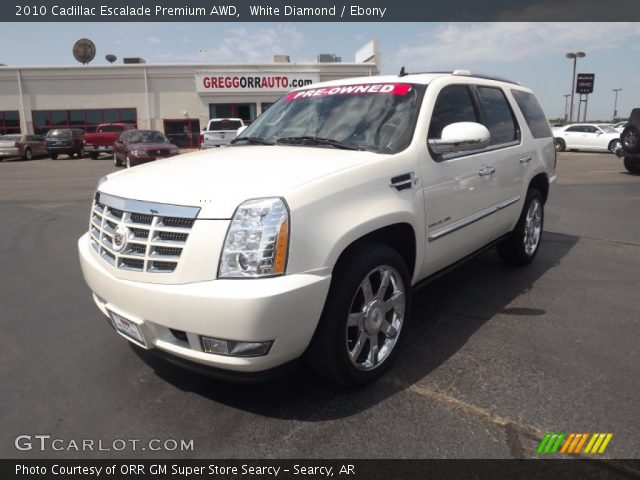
(332, 222), (418, 279)
(529, 172), (549, 204)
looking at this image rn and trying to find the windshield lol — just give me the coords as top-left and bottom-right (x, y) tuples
(235, 83), (426, 154)
(128, 131), (168, 144)
(209, 120), (243, 131)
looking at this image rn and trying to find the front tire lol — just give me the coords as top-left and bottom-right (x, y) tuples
(50, 153), (58, 160)
(306, 243), (411, 386)
(624, 157), (640, 174)
(497, 188), (544, 266)
(126, 155), (132, 168)
(90, 152), (99, 160)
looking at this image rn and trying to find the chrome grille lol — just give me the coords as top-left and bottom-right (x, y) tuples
(89, 193), (199, 274)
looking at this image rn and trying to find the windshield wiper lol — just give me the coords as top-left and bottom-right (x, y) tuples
(275, 136), (364, 151)
(229, 136), (274, 146)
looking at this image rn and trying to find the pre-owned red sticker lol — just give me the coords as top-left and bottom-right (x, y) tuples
(285, 83), (412, 101)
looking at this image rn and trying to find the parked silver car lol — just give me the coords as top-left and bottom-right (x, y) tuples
(0, 134), (48, 160)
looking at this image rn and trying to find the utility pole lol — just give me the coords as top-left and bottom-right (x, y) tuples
(612, 88), (622, 122)
(563, 94), (571, 123)
(566, 51), (586, 123)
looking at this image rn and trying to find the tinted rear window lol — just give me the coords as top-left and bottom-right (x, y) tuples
(46, 130), (71, 139)
(511, 90), (552, 139)
(98, 125), (127, 133)
(208, 120), (242, 131)
(1, 135), (20, 141)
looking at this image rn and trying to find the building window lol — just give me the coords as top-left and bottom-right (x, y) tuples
(31, 108), (137, 134)
(0, 111), (20, 135)
(209, 103), (256, 125)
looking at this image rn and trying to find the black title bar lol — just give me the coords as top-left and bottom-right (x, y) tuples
(4, 0), (640, 21)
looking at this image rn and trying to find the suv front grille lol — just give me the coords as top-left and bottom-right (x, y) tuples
(89, 197), (197, 274)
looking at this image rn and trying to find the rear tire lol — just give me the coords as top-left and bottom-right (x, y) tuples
(497, 188), (544, 266)
(90, 152), (99, 160)
(113, 153), (122, 167)
(23, 148), (33, 160)
(126, 156), (132, 168)
(624, 157), (640, 174)
(621, 125), (640, 153)
(306, 243), (411, 386)
(554, 138), (566, 152)
(608, 139), (621, 154)
(50, 153), (58, 160)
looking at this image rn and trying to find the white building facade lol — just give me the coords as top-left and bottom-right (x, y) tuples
(0, 41), (380, 148)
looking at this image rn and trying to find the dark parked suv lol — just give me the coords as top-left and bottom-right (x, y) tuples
(46, 128), (85, 159)
(617, 108), (640, 174)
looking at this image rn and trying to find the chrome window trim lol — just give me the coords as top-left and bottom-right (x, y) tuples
(428, 195), (521, 242)
(438, 139), (521, 162)
(96, 191), (200, 219)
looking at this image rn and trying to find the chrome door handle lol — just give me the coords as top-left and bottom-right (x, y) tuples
(390, 172), (418, 191)
(478, 165), (495, 176)
(519, 156), (532, 164)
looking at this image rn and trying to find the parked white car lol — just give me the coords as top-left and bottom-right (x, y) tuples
(200, 118), (245, 148)
(613, 121), (628, 133)
(78, 71), (556, 385)
(554, 123), (621, 153)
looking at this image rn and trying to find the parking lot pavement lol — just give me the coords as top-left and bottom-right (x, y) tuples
(0, 152), (638, 460)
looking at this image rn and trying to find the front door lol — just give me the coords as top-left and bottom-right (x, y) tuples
(421, 84), (501, 276)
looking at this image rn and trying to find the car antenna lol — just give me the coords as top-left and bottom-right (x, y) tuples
(399, 66), (407, 77)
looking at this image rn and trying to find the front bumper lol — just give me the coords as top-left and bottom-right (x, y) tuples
(78, 233), (331, 373)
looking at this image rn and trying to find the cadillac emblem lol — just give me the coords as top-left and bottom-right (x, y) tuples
(112, 225), (129, 252)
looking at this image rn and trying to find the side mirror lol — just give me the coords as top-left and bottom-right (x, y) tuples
(428, 122), (490, 155)
(236, 125), (248, 135)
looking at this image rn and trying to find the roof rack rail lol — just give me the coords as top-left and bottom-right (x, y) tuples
(395, 70), (521, 86)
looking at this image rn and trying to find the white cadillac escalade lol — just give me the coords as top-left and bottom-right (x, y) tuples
(78, 71), (556, 386)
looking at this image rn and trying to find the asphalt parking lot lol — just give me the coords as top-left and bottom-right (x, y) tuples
(0, 152), (639, 460)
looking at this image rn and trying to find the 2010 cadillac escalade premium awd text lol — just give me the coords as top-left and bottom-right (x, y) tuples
(78, 71), (556, 386)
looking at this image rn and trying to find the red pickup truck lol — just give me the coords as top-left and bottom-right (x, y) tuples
(83, 123), (135, 159)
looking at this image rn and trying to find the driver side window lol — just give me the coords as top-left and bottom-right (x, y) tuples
(428, 85), (478, 139)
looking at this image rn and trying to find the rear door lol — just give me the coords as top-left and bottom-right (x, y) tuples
(472, 85), (524, 234)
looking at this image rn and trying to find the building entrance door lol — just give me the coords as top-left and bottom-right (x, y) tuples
(163, 119), (200, 148)
(208, 103), (256, 125)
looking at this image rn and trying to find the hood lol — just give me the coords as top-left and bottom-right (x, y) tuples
(99, 146), (375, 218)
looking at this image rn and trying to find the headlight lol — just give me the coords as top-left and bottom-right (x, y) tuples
(218, 197), (289, 278)
(131, 149), (145, 156)
(170, 149), (180, 155)
(97, 175), (108, 187)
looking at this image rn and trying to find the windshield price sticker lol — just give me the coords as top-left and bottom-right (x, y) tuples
(285, 84), (412, 101)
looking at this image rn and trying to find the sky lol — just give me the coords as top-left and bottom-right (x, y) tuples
(1, 22), (639, 120)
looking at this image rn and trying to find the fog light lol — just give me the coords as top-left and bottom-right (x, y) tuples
(201, 336), (272, 357)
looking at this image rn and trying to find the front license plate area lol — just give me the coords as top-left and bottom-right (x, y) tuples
(109, 310), (146, 346)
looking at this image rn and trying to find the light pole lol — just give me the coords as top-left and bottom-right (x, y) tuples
(612, 88), (622, 122)
(563, 94), (571, 123)
(566, 51), (586, 123)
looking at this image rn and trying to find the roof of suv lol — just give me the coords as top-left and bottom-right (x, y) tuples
(295, 71), (526, 91)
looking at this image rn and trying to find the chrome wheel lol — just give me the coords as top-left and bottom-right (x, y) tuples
(523, 198), (542, 256)
(609, 140), (621, 153)
(346, 265), (405, 371)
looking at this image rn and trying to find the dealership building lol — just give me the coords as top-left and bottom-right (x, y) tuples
(0, 41), (380, 148)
